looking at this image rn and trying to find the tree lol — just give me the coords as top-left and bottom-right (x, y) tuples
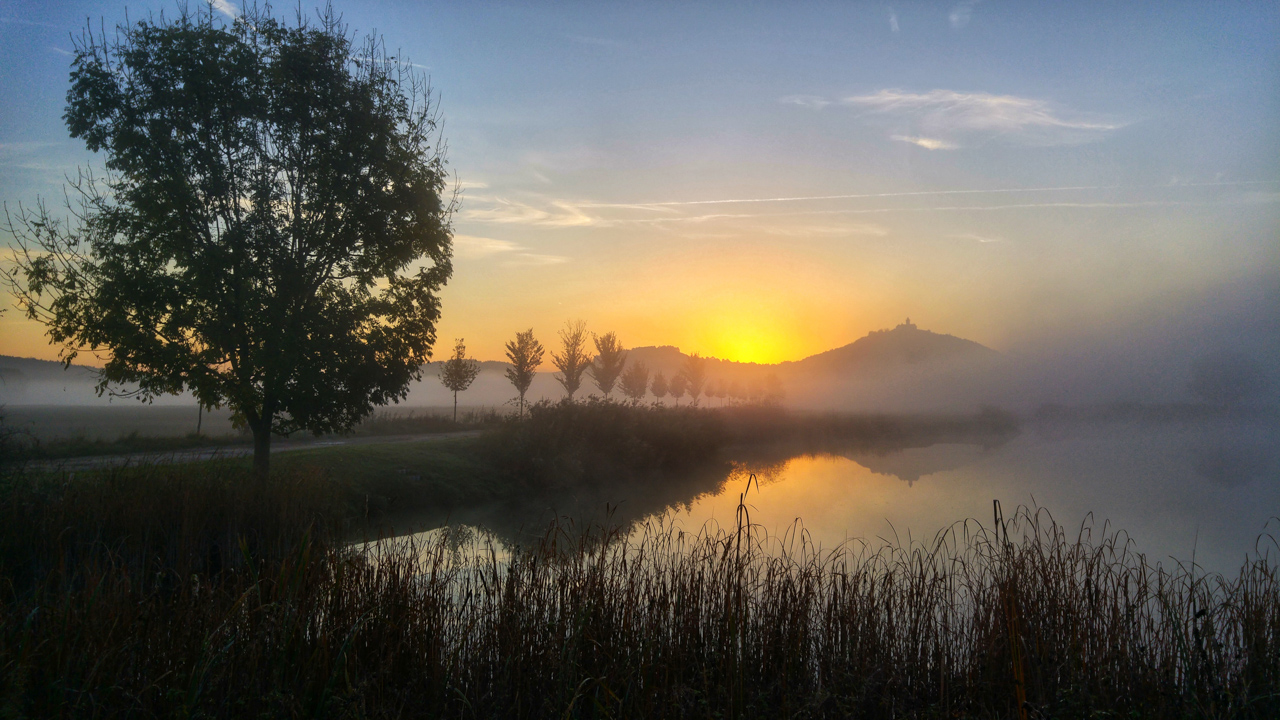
(669, 373), (688, 406)
(4, 6), (453, 474)
(678, 352), (707, 406)
(551, 320), (591, 400)
(619, 361), (650, 403)
(650, 371), (669, 405)
(504, 329), (544, 418)
(590, 331), (628, 398)
(438, 338), (480, 422)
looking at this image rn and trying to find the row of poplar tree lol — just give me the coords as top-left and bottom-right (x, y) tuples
(437, 321), (783, 418)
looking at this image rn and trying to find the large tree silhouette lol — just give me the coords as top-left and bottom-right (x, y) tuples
(551, 320), (591, 400)
(438, 339), (480, 422)
(4, 5), (453, 474)
(504, 329), (544, 418)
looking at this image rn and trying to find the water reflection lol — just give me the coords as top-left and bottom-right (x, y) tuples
(377, 419), (1279, 575)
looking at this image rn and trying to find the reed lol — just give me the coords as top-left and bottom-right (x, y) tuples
(2, 466), (1276, 718)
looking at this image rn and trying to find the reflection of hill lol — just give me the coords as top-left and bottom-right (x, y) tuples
(840, 443), (990, 485)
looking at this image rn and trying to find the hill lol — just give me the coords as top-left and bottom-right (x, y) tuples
(782, 319), (997, 375)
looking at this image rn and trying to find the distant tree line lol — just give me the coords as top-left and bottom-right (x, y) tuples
(442, 320), (785, 411)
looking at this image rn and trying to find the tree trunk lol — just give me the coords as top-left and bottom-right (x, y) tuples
(453, 390), (458, 423)
(253, 425), (271, 476)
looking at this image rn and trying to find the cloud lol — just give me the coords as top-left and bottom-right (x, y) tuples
(211, 0), (238, 19)
(779, 95), (833, 110)
(951, 232), (1003, 243)
(949, 0), (981, 29)
(452, 234), (570, 267)
(453, 235), (522, 259)
(888, 10), (900, 33)
(49, 46), (74, 57)
(838, 89), (1126, 147)
(891, 135), (957, 150)
(463, 197), (597, 227)
(503, 253), (569, 267)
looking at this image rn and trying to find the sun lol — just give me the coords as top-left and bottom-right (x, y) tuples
(703, 315), (800, 365)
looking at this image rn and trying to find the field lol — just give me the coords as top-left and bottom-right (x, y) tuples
(1, 402), (1276, 718)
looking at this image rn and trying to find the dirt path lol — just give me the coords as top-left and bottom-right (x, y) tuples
(22, 430), (484, 472)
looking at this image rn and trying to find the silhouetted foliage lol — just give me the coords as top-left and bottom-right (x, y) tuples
(551, 320), (591, 400)
(3, 5), (453, 474)
(619, 360), (650, 403)
(486, 398), (724, 489)
(505, 328), (545, 418)
(589, 331), (628, 398)
(669, 372), (688, 406)
(650, 371), (669, 404)
(438, 338), (480, 422)
(678, 352), (707, 406)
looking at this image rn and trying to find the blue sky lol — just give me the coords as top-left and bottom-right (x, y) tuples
(2, 1), (1277, 363)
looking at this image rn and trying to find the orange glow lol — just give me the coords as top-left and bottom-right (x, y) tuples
(702, 314), (799, 365)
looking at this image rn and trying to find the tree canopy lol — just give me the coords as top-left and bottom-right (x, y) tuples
(619, 361), (650, 403)
(5, 5), (454, 472)
(551, 320), (590, 400)
(590, 331), (627, 398)
(504, 328), (544, 417)
(439, 338), (480, 421)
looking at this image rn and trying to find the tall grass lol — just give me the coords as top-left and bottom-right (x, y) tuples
(2, 464), (1276, 718)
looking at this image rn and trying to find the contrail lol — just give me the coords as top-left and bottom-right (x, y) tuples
(575, 180), (1278, 209)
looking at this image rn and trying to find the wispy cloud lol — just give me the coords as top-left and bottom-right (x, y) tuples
(888, 10), (900, 33)
(779, 95), (833, 110)
(211, 0), (238, 19)
(463, 197), (596, 227)
(453, 235), (522, 259)
(891, 135), (957, 150)
(949, 0), (981, 29)
(503, 253), (569, 267)
(789, 88), (1127, 147)
(951, 232), (1003, 243)
(457, 181), (1278, 234)
(453, 234), (569, 266)
(49, 46), (74, 56)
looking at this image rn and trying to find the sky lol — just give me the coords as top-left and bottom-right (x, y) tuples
(1, 1), (1277, 365)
